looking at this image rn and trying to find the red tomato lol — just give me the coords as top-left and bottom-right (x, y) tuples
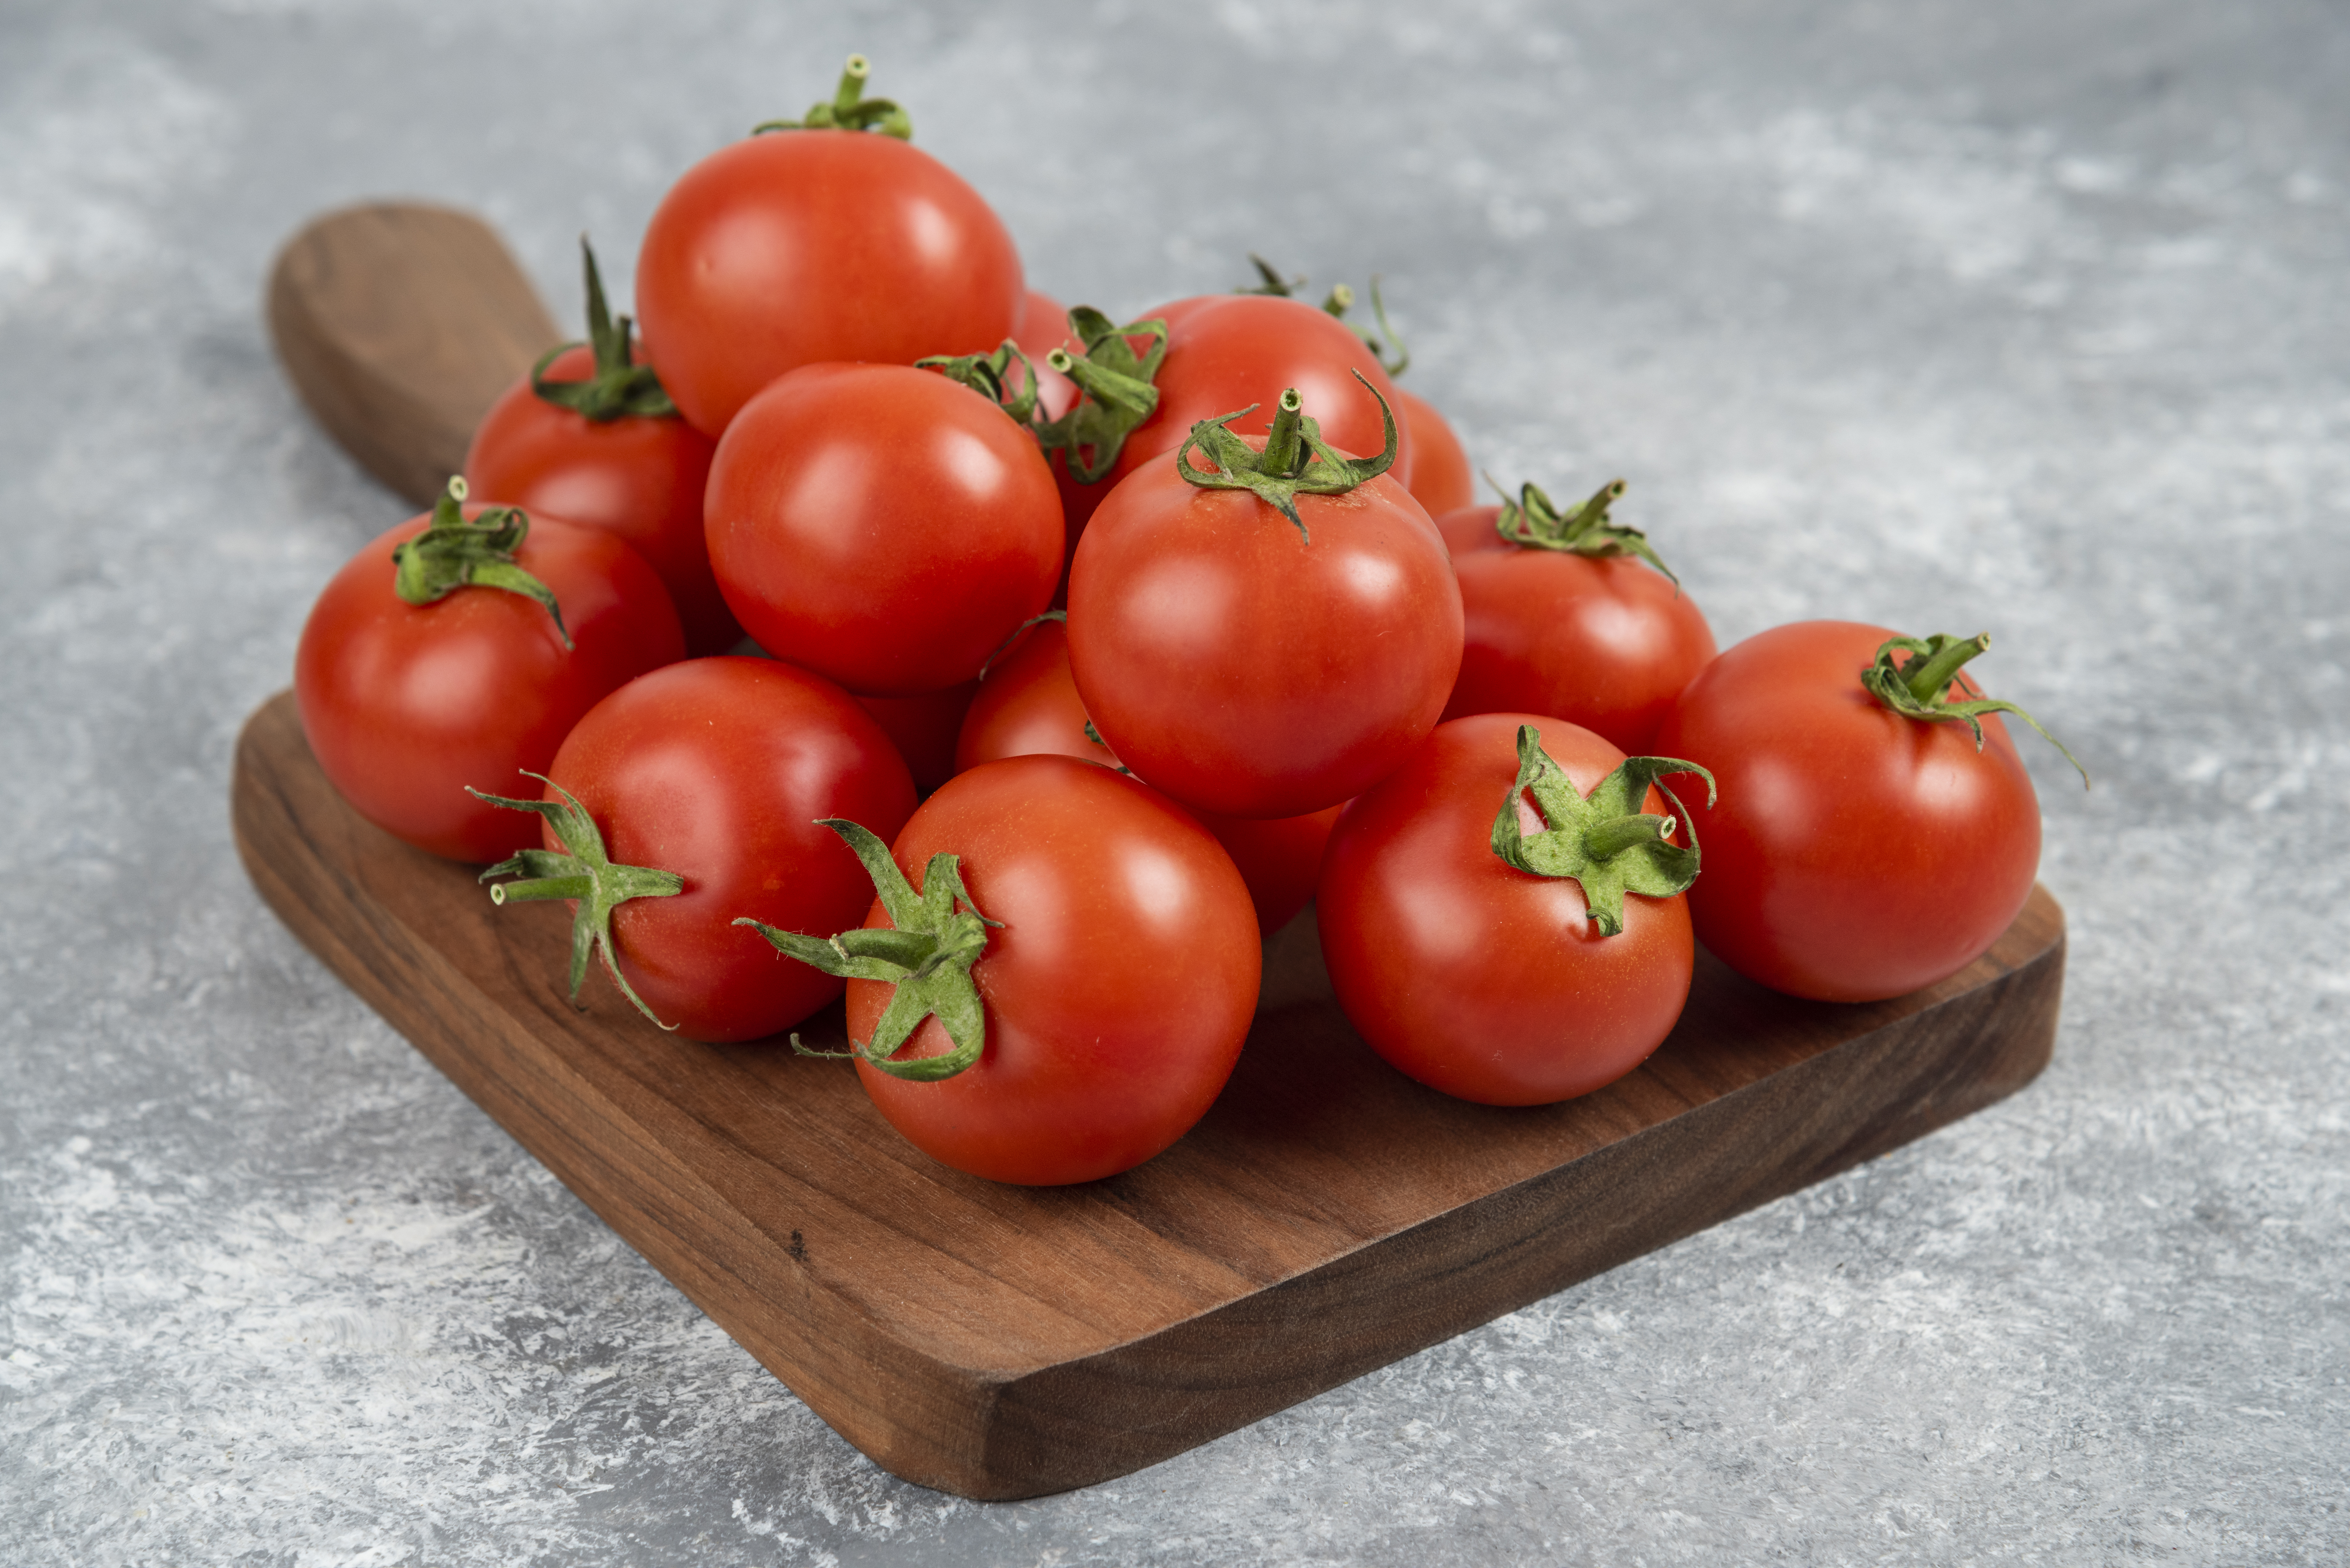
(1434, 503), (1510, 559)
(636, 129), (1021, 436)
(1319, 713), (1695, 1105)
(296, 508), (683, 862)
(1054, 294), (1414, 546)
(846, 755), (1261, 1184)
(1068, 436), (1461, 819)
(535, 657), (917, 1041)
(1392, 386), (1473, 516)
(1653, 620), (2045, 1002)
(855, 681), (979, 795)
(954, 617), (1340, 932)
(704, 363), (1063, 696)
(1444, 552), (1717, 754)
(464, 343), (737, 657)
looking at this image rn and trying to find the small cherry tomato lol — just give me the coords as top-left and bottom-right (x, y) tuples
(955, 616), (1340, 932)
(295, 488), (683, 863)
(1442, 482), (1716, 755)
(634, 58), (1023, 436)
(704, 363), (1063, 696)
(497, 656), (917, 1041)
(1392, 385), (1473, 516)
(1319, 713), (1699, 1106)
(775, 755), (1262, 1185)
(1654, 621), (2075, 1002)
(1068, 394), (1460, 819)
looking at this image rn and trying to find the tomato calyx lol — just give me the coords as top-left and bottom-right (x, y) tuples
(1237, 253), (1411, 377)
(919, 340), (1047, 425)
(1490, 725), (1715, 937)
(1488, 476), (1679, 587)
(1861, 633), (2090, 786)
(1037, 307), (1169, 484)
(391, 477), (572, 647)
(739, 819), (1002, 1081)
(470, 773), (685, 1028)
(751, 53), (911, 139)
(528, 237), (678, 422)
(1174, 373), (1399, 539)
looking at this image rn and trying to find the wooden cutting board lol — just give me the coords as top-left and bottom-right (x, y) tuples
(231, 688), (2064, 1500)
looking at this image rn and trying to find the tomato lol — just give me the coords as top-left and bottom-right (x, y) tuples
(295, 497), (684, 862)
(855, 681), (979, 796)
(1068, 409), (1461, 819)
(513, 656), (917, 1041)
(1433, 503), (1509, 559)
(1392, 386), (1472, 516)
(465, 343), (736, 657)
(1318, 713), (1697, 1105)
(704, 363), (1064, 696)
(955, 617), (1340, 932)
(1053, 293), (1414, 547)
(833, 755), (1261, 1184)
(1652, 620), (2057, 1002)
(635, 72), (1022, 436)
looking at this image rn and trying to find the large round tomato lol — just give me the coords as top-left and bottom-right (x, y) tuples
(845, 755), (1261, 1185)
(536, 657), (916, 1041)
(1067, 438), (1461, 819)
(635, 129), (1022, 436)
(464, 343), (736, 657)
(1392, 385), (1473, 516)
(1054, 294), (1414, 545)
(296, 508), (683, 863)
(955, 617), (1341, 933)
(704, 363), (1063, 696)
(1652, 620), (2044, 1002)
(1444, 550), (1717, 754)
(1318, 713), (1695, 1105)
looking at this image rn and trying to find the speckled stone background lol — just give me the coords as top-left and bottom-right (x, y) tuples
(3, 0), (2346, 1562)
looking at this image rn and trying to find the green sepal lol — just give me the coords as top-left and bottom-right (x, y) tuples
(1173, 372), (1399, 539)
(917, 339), (1043, 426)
(736, 819), (1001, 1082)
(529, 237), (678, 422)
(1033, 307), (1169, 484)
(1234, 254), (1410, 377)
(391, 477), (572, 647)
(1490, 725), (1716, 938)
(471, 773), (685, 1028)
(752, 53), (911, 139)
(1859, 633), (2090, 788)
(1488, 475), (1679, 587)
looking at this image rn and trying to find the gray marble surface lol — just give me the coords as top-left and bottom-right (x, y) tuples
(4, 0), (2346, 1562)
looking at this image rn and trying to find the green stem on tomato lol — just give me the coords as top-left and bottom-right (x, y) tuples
(1489, 725), (1715, 938)
(752, 53), (912, 139)
(1172, 372), (1399, 540)
(1859, 633), (2090, 787)
(391, 477), (572, 646)
(471, 773), (685, 1028)
(738, 819), (1001, 1081)
(529, 237), (678, 422)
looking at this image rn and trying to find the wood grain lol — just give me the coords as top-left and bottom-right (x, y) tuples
(231, 688), (2064, 1500)
(267, 202), (562, 505)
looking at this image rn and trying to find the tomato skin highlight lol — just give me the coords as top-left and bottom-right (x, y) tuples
(954, 617), (1339, 932)
(1318, 713), (1695, 1106)
(847, 756), (1261, 1186)
(464, 343), (737, 657)
(540, 657), (917, 1040)
(1443, 550), (1717, 755)
(1653, 619), (2043, 1003)
(295, 510), (684, 863)
(1068, 452), (1462, 819)
(635, 129), (1023, 437)
(704, 363), (1064, 697)
(1392, 386), (1473, 516)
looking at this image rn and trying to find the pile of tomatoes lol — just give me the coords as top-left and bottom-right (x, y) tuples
(293, 57), (2081, 1186)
